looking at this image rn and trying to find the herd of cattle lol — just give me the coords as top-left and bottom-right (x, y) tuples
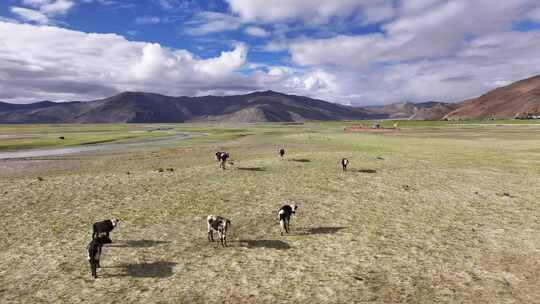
(86, 148), (349, 278)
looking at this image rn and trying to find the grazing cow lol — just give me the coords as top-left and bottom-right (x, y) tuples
(215, 152), (224, 162)
(278, 204), (298, 235)
(92, 219), (119, 242)
(87, 236), (106, 278)
(341, 158), (349, 171)
(216, 152), (229, 170)
(207, 215), (231, 247)
(279, 148), (285, 159)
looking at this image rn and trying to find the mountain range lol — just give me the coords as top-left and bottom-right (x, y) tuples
(1, 75), (539, 123)
(0, 91), (373, 123)
(362, 101), (459, 120)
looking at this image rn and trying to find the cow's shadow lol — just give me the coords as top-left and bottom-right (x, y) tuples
(235, 239), (291, 250)
(289, 159), (311, 163)
(237, 167), (266, 172)
(108, 239), (169, 248)
(292, 226), (347, 235)
(107, 261), (177, 278)
(355, 169), (377, 174)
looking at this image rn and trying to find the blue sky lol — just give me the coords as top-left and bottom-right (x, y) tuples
(1, 0), (540, 105)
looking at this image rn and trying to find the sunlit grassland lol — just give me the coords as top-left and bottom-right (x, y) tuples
(0, 122), (539, 303)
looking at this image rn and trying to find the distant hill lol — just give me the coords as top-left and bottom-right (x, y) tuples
(0, 101), (56, 112)
(363, 102), (418, 119)
(410, 102), (459, 120)
(0, 91), (372, 123)
(444, 75), (540, 120)
(362, 101), (458, 120)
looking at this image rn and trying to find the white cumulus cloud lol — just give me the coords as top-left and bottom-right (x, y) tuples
(282, 0), (540, 104)
(226, 0), (394, 24)
(244, 26), (269, 37)
(0, 22), (253, 102)
(3, 0), (540, 106)
(10, 7), (51, 24)
(11, 0), (75, 24)
(184, 12), (242, 35)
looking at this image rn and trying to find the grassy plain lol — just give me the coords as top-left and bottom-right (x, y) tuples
(0, 121), (539, 303)
(0, 124), (183, 151)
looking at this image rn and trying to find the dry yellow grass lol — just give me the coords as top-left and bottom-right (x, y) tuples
(0, 123), (539, 303)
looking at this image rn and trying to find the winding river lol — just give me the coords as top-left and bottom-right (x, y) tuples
(0, 132), (198, 160)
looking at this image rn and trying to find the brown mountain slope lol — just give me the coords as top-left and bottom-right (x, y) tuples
(445, 75), (540, 120)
